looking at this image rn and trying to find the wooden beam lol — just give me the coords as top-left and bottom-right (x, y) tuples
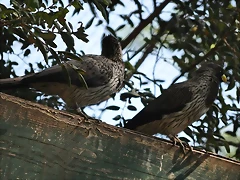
(0, 92), (240, 179)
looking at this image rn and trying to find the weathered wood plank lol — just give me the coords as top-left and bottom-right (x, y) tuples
(0, 92), (240, 180)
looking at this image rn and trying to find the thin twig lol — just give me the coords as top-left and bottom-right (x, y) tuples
(125, 40), (156, 81)
(125, 26), (171, 82)
(223, 38), (240, 57)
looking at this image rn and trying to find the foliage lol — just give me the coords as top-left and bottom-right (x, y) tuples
(1, 0), (240, 159)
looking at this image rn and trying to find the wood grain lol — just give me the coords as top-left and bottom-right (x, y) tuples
(0, 92), (240, 180)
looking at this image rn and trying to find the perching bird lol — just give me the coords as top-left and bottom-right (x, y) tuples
(125, 62), (227, 146)
(0, 35), (124, 111)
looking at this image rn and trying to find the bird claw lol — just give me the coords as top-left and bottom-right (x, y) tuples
(170, 136), (193, 153)
(70, 105), (101, 134)
(75, 102), (90, 120)
(76, 107), (90, 120)
(75, 103), (101, 122)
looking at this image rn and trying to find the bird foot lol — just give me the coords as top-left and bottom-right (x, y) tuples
(170, 136), (193, 153)
(74, 102), (95, 120)
(76, 106), (101, 122)
(76, 108), (90, 120)
(70, 107), (101, 134)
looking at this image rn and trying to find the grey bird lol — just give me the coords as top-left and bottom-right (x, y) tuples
(124, 62), (227, 146)
(0, 35), (124, 111)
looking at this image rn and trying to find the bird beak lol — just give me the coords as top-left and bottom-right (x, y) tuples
(221, 74), (227, 82)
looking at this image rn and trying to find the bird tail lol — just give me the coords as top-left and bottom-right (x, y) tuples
(0, 77), (25, 90)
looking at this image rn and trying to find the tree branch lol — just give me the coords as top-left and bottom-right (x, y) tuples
(125, 30), (164, 81)
(170, 12), (238, 85)
(171, 31), (236, 85)
(223, 38), (240, 57)
(125, 43), (156, 81)
(170, 40), (224, 85)
(121, 0), (171, 49)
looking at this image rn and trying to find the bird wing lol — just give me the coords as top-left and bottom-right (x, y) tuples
(22, 55), (113, 88)
(125, 83), (193, 129)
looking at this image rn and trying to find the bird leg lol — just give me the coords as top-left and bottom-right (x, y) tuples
(70, 104), (101, 134)
(73, 102), (91, 120)
(169, 135), (193, 153)
(76, 107), (90, 120)
(75, 103), (101, 122)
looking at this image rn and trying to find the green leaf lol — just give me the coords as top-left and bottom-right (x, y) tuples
(58, 51), (82, 61)
(183, 127), (193, 139)
(96, 20), (103, 26)
(51, 49), (73, 87)
(35, 11), (55, 28)
(38, 31), (56, 41)
(71, 0), (84, 15)
(123, 81), (134, 89)
(74, 31), (89, 43)
(124, 61), (135, 71)
(24, 49), (31, 56)
(35, 37), (48, 63)
(179, 137), (190, 143)
(127, 105), (137, 111)
(121, 15), (134, 27)
(105, 105), (120, 111)
(56, 7), (69, 25)
(25, 0), (40, 9)
(223, 141), (230, 153)
(46, 40), (57, 48)
(116, 24), (125, 31)
(113, 115), (121, 121)
(236, 87), (240, 103)
(60, 32), (75, 51)
(106, 26), (116, 36)
(49, 48), (61, 64)
(210, 44), (216, 49)
(101, 0), (112, 6)
(225, 131), (236, 137)
(85, 17), (95, 29)
(93, 0), (108, 20)
(12, 28), (27, 40)
(120, 91), (140, 101)
(71, 64), (88, 89)
(172, 55), (186, 68)
(68, 22), (73, 31)
(225, 76), (235, 91)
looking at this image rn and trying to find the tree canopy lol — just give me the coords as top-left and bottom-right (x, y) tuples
(1, 0), (240, 159)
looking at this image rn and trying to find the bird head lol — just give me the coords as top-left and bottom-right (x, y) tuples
(194, 62), (227, 83)
(101, 35), (122, 61)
